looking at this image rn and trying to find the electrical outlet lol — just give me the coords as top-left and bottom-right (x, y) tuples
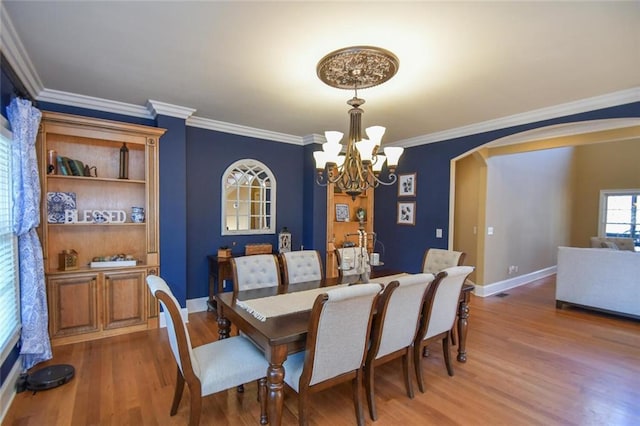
(436, 228), (443, 238)
(487, 227), (494, 235)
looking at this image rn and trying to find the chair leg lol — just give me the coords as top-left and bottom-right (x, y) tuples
(364, 360), (377, 421)
(443, 336), (454, 377)
(402, 349), (414, 399)
(170, 367), (185, 416)
(352, 370), (365, 426)
(414, 342), (426, 393)
(258, 378), (268, 425)
(188, 383), (202, 426)
(298, 388), (310, 426)
(450, 326), (457, 346)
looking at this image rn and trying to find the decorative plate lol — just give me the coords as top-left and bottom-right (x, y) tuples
(47, 192), (76, 223)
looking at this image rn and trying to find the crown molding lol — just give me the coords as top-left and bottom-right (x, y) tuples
(394, 87), (640, 148)
(187, 116), (303, 145)
(37, 89), (153, 119)
(146, 100), (196, 119)
(0, 3), (44, 98)
(303, 134), (325, 146)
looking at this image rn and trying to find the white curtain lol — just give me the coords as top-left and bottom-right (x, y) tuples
(7, 98), (52, 370)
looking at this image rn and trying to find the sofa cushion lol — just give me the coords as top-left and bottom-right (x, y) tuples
(601, 241), (619, 250)
(590, 236), (635, 251)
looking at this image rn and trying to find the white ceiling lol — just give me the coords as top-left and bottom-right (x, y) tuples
(2, 1), (639, 146)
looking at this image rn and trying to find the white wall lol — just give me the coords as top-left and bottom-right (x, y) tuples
(484, 147), (574, 284)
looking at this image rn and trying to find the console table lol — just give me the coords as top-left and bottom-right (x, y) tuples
(206, 255), (234, 311)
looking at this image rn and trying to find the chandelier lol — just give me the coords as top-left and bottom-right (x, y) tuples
(313, 46), (404, 199)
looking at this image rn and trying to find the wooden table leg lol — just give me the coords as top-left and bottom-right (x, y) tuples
(267, 345), (288, 426)
(217, 307), (230, 340)
(457, 290), (470, 363)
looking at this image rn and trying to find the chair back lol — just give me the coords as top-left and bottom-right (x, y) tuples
(371, 273), (435, 359)
(280, 250), (324, 285)
(146, 275), (200, 379)
(421, 248), (466, 274)
(231, 253), (281, 291)
(303, 283), (382, 387)
(335, 247), (370, 277)
(420, 266), (474, 340)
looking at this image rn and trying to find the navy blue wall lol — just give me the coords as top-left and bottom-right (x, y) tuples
(303, 143), (327, 259)
(157, 116), (188, 303)
(1, 68), (16, 118)
(186, 127), (305, 299)
(374, 102), (640, 273)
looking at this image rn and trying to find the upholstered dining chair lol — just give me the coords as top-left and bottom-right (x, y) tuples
(146, 275), (269, 426)
(283, 283), (383, 426)
(421, 248), (467, 345)
(413, 266), (475, 393)
(335, 247), (370, 278)
(280, 250), (324, 285)
(231, 253), (281, 292)
(364, 273), (436, 421)
(421, 248), (466, 275)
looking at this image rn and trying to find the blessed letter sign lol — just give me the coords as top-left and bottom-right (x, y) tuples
(65, 209), (127, 224)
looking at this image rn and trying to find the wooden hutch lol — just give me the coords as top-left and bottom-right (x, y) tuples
(37, 112), (165, 346)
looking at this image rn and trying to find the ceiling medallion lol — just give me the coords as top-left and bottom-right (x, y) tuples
(316, 46), (399, 90)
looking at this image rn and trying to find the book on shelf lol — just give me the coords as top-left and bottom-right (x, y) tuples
(67, 159), (85, 176)
(56, 156), (69, 175)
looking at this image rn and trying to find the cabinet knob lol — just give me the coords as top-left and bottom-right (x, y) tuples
(148, 269), (157, 275)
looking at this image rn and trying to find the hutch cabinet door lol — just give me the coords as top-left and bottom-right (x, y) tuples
(103, 269), (148, 330)
(47, 273), (99, 338)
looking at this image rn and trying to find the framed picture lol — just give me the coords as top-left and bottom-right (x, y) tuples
(397, 201), (415, 225)
(335, 203), (350, 222)
(398, 173), (416, 197)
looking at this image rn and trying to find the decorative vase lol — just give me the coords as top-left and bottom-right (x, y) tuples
(131, 206), (145, 223)
(119, 143), (129, 179)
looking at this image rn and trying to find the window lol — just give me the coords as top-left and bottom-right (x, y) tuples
(0, 123), (20, 360)
(599, 189), (640, 249)
(221, 159), (276, 235)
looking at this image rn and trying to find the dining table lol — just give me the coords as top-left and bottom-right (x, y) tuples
(216, 270), (474, 426)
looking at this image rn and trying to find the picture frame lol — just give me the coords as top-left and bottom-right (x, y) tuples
(335, 203), (350, 222)
(398, 173), (416, 197)
(397, 201), (415, 225)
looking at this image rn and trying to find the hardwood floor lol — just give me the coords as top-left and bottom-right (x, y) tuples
(4, 275), (639, 425)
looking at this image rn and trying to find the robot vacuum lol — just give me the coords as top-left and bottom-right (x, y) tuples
(26, 364), (75, 391)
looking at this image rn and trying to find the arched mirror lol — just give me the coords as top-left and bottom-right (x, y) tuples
(221, 159), (276, 235)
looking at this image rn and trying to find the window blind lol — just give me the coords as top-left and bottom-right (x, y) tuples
(0, 127), (20, 358)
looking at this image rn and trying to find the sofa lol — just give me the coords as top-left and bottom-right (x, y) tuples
(590, 236), (636, 251)
(556, 246), (640, 319)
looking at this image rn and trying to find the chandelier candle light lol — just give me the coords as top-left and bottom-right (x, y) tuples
(314, 46), (404, 199)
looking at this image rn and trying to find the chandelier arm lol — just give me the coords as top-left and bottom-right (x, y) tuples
(315, 173), (329, 187)
(371, 172), (398, 187)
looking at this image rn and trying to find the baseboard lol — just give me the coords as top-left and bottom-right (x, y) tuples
(186, 296), (209, 314)
(158, 307), (189, 328)
(0, 356), (22, 424)
(158, 297), (209, 328)
(474, 266), (557, 297)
